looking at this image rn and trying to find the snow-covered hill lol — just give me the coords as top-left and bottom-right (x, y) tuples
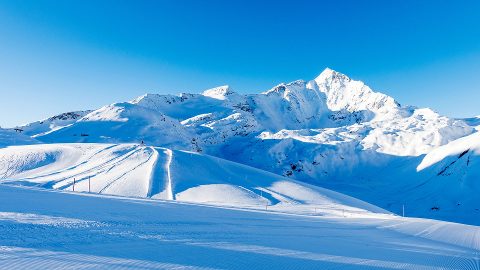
(35, 103), (199, 150)
(5, 68), (478, 225)
(0, 143), (385, 216)
(15, 110), (92, 137)
(408, 131), (480, 224)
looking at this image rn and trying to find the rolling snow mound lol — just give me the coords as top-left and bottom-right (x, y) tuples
(0, 143), (386, 216)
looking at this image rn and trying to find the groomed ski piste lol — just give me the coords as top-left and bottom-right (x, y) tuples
(1, 143), (480, 269)
(1, 182), (480, 269)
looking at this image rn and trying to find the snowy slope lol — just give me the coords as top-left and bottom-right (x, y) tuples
(0, 143), (386, 216)
(0, 184), (479, 269)
(16, 110), (92, 137)
(0, 128), (38, 148)
(35, 103), (198, 150)
(392, 131), (480, 224)
(418, 131), (480, 171)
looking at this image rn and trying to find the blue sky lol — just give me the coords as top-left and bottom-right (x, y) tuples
(0, 0), (479, 127)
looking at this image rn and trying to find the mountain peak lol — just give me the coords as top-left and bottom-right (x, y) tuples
(202, 85), (235, 100)
(320, 67), (335, 76)
(130, 93), (158, 104)
(311, 68), (400, 115)
(314, 68), (351, 84)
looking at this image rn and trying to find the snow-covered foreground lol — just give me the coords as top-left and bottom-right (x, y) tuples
(0, 184), (479, 269)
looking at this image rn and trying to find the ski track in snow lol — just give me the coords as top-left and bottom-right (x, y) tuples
(23, 144), (121, 181)
(52, 145), (149, 191)
(0, 246), (219, 270)
(147, 147), (160, 198)
(165, 148), (174, 200)
(98, 148), (155, 195)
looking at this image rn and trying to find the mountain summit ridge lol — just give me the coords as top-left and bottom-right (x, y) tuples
(17, 68), (472, 153)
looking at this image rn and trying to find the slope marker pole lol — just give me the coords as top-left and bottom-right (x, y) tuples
(88, 177), (91, 193)
(73, 178), (75, 192)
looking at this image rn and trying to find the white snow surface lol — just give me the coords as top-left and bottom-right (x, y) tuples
(0, 184), (479, 269)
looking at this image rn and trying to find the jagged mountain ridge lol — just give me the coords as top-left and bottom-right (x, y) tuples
(16, 68), (473, 156)
(11, 68), (479, 224)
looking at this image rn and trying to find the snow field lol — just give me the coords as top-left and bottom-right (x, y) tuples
(0, 184), (479, 269)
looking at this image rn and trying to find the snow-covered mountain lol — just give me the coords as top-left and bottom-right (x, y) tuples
(5, 68), (478, 224)
(33, 103), (198, 150)
(16, 110), (92, 137)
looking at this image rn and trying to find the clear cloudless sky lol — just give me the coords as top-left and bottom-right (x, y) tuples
(0, 0), (479, 127)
